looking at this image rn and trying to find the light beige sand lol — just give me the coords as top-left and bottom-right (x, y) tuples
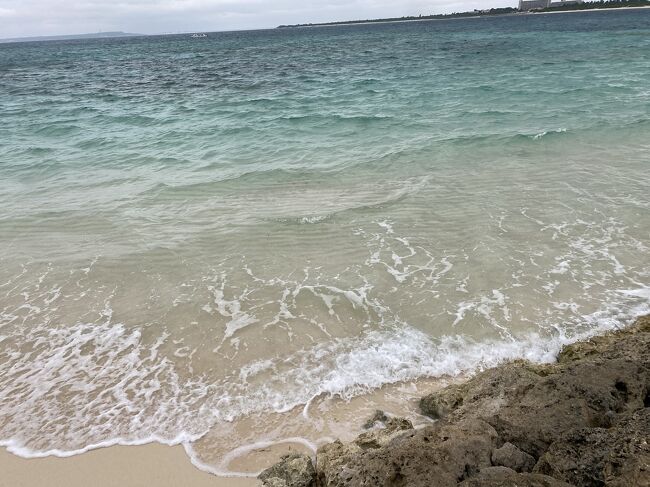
(0, 444), (259, 487)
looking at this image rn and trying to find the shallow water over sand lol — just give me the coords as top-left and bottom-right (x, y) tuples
(1, 9), (649, 475)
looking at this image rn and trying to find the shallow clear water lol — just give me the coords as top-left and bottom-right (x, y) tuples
(1, 9), (649, 475)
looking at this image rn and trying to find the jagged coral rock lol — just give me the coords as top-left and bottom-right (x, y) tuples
(491, 442), (536, 472)
(458, 466), (574, 486)
(261, 315), (650, 487)
(258, 453), (316, 487)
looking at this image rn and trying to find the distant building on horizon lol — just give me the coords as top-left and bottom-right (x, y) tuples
(518, 0), (583, 11)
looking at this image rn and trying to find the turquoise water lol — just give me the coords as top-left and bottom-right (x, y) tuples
(1, 10), (649, 474)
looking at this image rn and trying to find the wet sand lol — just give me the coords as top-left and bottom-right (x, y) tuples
(0, 444), (258, 487)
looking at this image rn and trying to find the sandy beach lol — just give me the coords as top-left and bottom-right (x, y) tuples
(0, 444), (258, 487)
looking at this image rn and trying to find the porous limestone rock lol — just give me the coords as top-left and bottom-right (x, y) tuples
(260, 315), (650, 487)
(258, 453), (316, 487)
(491, 442), (536, 472)
(458, 466), (574, 487)
(534, 408), (650, 487)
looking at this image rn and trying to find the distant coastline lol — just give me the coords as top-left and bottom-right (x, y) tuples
(277, 8), (518, 28)
(277, 0), (650, 28)
(533, 3), (650, 12)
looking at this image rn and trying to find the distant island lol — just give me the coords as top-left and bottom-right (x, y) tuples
(277, 0), (650, 28)
(0, 31), (142, 44)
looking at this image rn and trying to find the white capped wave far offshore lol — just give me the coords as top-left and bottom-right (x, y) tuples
(0, 9), (649, 476)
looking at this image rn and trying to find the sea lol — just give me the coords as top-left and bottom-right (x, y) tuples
(1, 8), (649, 476)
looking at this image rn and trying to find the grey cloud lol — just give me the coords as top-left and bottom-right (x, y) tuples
(0, 0), (515, 38)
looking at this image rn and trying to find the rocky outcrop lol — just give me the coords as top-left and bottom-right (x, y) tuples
(259, 315), (650, 487)
(316, 416), (416, 486)
(458, 467), (573, 487)
(534, 408), (650, 487)
(491, 442), (536, 472)
(317, 417), (498, 486)
(258, 453), (317, 487)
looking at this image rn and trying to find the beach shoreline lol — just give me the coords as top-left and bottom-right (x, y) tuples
(260, 314), (650, 486)
(3, 314), (648, 486)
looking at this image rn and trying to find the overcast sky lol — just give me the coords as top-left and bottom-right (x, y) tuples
(0, 0), (516, 38)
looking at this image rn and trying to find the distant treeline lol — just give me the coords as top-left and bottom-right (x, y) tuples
(277, 0), (649, 28)
(539, 0), (650, 12)
(277, 8), (518, 28)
